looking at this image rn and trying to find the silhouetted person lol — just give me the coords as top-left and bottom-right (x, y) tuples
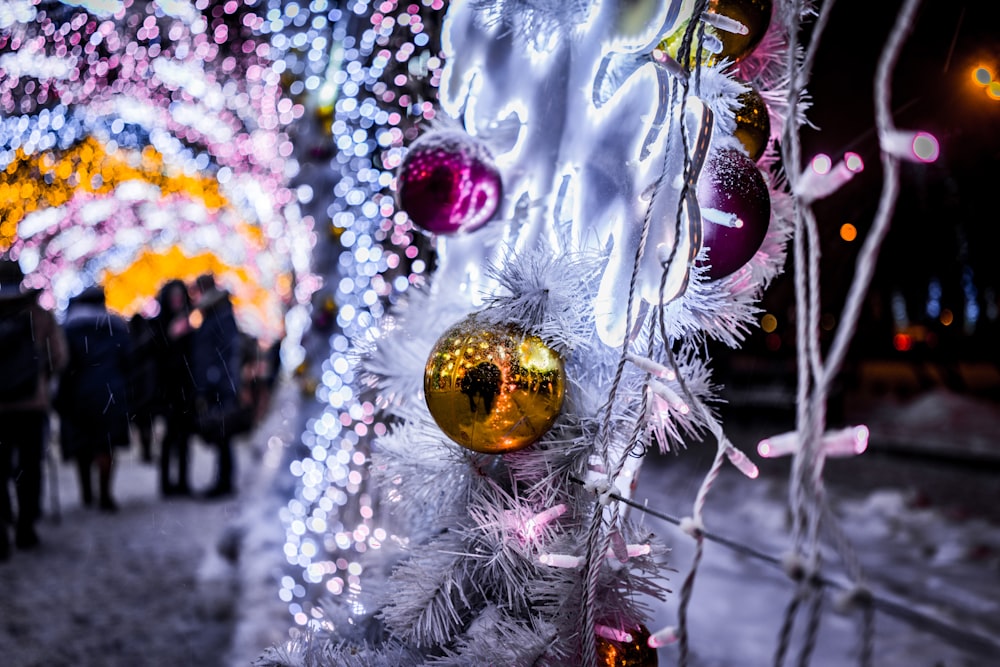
(151, 279), (196, 497)
(56, 286), (132, 513)
(190, 274), (242, 498)
(0, 259), (66, 558)
(128, 313), (158, 463)
(460, 362), (502, 414)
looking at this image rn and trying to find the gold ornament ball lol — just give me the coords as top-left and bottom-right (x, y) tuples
(734, 86), (771, 162)
(712, 0), (773, 63)
(424, 316), (565, 454)
(596, 624), (658, 667)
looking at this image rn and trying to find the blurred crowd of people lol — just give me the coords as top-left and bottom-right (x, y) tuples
(0, 260), (280, 561)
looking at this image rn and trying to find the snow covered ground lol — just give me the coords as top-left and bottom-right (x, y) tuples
(2, 380), (998, 667)
(0, 382), (297, 667)
(635, 388), (1000, 666)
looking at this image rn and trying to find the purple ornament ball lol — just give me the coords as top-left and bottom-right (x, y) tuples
(696, 147), (771, 280)
(396, 130), (503, 235)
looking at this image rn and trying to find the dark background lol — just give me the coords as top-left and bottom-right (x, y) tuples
(713, 1), (1000, 419)
(728, 1), (1000, 390)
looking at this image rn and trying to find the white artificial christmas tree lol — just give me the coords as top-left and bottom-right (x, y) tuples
(264, 0), (933, 664)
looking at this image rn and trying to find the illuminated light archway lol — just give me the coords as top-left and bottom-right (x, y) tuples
(1, 0), (318, 346)
(3, 134), (288, 335)
(1, 137), (229, 248)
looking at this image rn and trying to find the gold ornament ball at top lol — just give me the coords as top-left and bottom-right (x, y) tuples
(734, 85), (771, 162)
(424, 316), (565, 454)
(655, 0), (772, 67)
(712, 0), (773, 63)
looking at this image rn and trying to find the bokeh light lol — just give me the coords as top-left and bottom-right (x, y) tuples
(972, 65), (993, 87)
(269, 0), (446, 628)
(840, 222), (858, 242)
(0, 0), (319, 342)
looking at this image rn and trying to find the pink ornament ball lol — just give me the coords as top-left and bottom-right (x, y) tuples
(396, 130), (503, 235)
(696, 147), (771, 280)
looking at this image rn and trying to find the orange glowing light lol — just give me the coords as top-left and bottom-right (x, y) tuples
(940, 308), (954, 326)
(840, 223), (858, 242)
(1, 137), (230, 248)
(972, 65), (993, 87)
(988, 81), (1000, 101)
(893, 333), (912, 352)
(100, 245), (286, 343)
(760, 313), (777, 333)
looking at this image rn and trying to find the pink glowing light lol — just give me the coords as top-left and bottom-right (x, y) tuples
(519, 504), (567, 542)
(810, 153), (832, 175)
(823, 425), (870, 458)
(595, 624), (634, 643)
(911, 132), (940, 163)
(725, 444), (760, 479)
(647, 625), (679, 648)
(844, 152), (864, 173)
(757, 426), (869, 459)
(881, 129), (940, 163)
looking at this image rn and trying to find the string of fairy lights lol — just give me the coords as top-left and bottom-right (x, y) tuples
(274, 0), (444, 626)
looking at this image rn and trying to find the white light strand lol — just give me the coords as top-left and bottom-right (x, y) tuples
(701, 12), (748, 36)
(775, 0), (927, 664)
(625, 352), (677, 380)
(792, 153), (865, 203)
(759, 425), (869, 460)
(595, 624), (634, 643)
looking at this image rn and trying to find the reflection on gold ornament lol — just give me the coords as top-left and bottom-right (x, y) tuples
(734, 85), (771, 162)
(655, 19), (711, 69)
(596, 624), (658, 667)
(424, 316), (565, 454)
